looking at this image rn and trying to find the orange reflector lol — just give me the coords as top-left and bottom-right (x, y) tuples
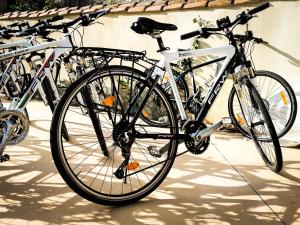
(163, 75), (169, 81)
(127, 161), (139, 170)
(279, 91), (288, 105)
(103, 96), (116, 107)
(142, 110), (150, 118)
(236, 113), (245, 125)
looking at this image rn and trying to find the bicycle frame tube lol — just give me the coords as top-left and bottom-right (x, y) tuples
(0, 38), (36, 95)
(158, 45), (235, 121)
(15, 43), (72, 110)
(0, 36), (34, 50)
(0, 33), (73, 111)
(163, 57), (226, 95)
(0, 34), (72, 61)
(0, 56), (23, 94)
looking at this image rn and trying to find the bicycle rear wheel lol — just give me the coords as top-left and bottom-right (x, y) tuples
(50, 65), (179, 205)
(228, 71), (297, 138)
(236, 78), (283, 172)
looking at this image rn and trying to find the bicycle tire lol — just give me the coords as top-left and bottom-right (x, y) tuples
(237, 78), (283, 172)
(228, 70), (297, 138)
(50, 65), (179, 205)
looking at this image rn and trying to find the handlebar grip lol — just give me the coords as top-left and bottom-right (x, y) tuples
(248, 2), (270, 15)
(16, 26), (39, 36)
(32, 15), (64, 28)
(89, 10), (107, 19)
(48, 15), (64, 23)
(8, 22), (19, 28)
(7, 29), (21, 34)
(181, 30), (200, 40)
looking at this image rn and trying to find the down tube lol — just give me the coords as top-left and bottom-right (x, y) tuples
(195, 65), (234, 123)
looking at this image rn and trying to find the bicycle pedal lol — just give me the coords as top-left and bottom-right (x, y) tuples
(147, 146), (161, 157)
(220, 117), (234, 130)
(222, 117), (232, 125)
(0, 154), (10, 162)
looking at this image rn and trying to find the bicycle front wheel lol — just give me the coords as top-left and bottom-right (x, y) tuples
(228, 70), (297, 138)
(50, 65), (179, 205)
(236, 78), (283, 172)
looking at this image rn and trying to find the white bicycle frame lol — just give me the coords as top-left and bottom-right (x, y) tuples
(0, 36), (34, 50)
(0, 36), (36, 96)
(153, 45), (235, 121)
(0, 33), (73, 110)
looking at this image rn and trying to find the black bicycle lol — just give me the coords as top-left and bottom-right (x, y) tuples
(50, 2), (283, 206)
(144, 31), (297, 140)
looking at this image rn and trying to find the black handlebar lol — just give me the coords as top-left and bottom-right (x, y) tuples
(248, 2), (270, 15)
(181, 30), (200, 40)
(15, 10), (107, 37)
(180, 2), (271, 41)
(48, 15), (64, 23)
(181, 27), (220, 40)
(44, 10), (107, 30)
(33, 15), (64, 28)
(7, 22), (20, 28)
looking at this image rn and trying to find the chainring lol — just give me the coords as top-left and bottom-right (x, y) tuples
(0, 110), (30, 145)
(185, 122), (210, 155)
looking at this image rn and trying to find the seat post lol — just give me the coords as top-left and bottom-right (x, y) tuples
(156, 36), (168, 52)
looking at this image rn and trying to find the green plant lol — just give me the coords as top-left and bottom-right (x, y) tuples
(191, 16), (212, 50)
(8, 0), (60, 11)
(178, 16), (211, 70)
(10, 0), (44, 11)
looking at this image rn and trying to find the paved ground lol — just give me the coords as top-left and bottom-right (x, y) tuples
(0, 101), (299, 225)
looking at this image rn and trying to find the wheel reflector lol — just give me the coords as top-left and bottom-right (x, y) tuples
(103, 96), (116, 107)
(163, 75), (169, 81)
(236, 113), (245, 125)
(127, 161), (139, 170)
(279, 91), (287, 105)
(142, 110), (150, 118)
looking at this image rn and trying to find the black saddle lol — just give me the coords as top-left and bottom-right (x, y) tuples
(131, 17), (177, 35)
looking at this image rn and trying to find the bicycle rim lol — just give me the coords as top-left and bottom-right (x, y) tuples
(50, 66), (179, 205)
(236, 79), (282, 172)
(229, 71), (297, 138)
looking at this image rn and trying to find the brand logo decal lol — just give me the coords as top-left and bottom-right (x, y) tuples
(207, 73), (227, 105)
(179, 52), (191, 57)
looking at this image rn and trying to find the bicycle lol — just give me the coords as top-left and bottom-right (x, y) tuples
(0, 21), (33, 101)
(0, 11), (109, 161)
(50, 2), (283, 205)
(144, 32), (297, 139)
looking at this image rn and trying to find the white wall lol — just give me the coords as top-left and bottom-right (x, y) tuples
(74, 2), (300, 121)
(2, 1), (300, 127)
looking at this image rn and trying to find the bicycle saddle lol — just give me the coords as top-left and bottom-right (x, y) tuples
(131, 17), (177, 35)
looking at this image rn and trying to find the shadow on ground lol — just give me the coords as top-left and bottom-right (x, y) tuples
(0, 117), (299, 225)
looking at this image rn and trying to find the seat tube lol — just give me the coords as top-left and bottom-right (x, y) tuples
(164, 58), (187, 120)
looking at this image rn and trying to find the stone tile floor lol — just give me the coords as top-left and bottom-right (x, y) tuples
(0, 101), (299, 225)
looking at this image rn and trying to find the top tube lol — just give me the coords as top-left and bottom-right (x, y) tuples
(0, 35), (72, 61)
(0, 36), (34, 50)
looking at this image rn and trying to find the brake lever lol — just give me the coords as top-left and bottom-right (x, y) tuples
(80, 18), (95, 27)
(255, 38), (268, 44)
